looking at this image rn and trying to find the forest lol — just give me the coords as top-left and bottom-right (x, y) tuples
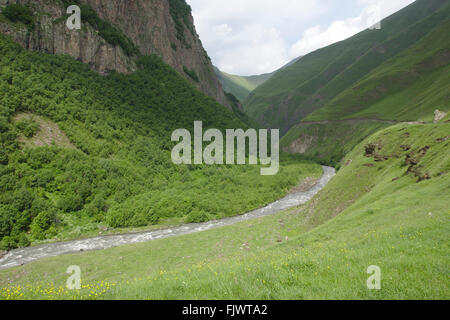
(0, 34), (313, 250)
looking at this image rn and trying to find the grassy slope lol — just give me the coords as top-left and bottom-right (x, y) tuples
(281, 120), (392, 166)
(214, 67), (273, 102)
(280, 13), (450, 165)
(1, 123), (448, 299)
(0, 33), (321, 248)
(307, 19), (450, 121)
(244, 0), (449, 133)
(215, 56), (304, 102)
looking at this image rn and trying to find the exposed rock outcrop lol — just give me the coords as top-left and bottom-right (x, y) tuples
(434, 109), (447, 123)
(282, 135), (318, 154)
(0, 0), (229, 107)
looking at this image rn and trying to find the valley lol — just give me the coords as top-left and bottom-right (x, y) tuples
(0, 0), (448, 301)
(0, 122), (448, 299)
(0, 166), (334, 269)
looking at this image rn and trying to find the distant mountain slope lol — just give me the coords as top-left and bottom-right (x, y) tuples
(215, 57), (302, 101)
(280, 7), (450, 165)
(306, 19), (450, 122)
(244, 0), (449, 133)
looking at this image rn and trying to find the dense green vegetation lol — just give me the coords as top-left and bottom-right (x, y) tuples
(0, 33), (318, 250)
(1, 4), (34, 30)
(214, 59), (302, 102)
(1, 122), (447, 299)
(244, 0), (449, 134)
(281, 120), (393, 168)
(61, 0), (139, 56)
(214, 67), (273, 102)
(182, 66), (199, 83)
(168, 0), (195, 47)
(0, 0), (448, 302)
(15, 118), (39, 138)
(224, 92), (258, 127)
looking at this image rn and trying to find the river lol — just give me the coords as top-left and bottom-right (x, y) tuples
(0, 166), (335, 270)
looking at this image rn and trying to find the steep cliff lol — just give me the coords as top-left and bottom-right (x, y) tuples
(0, 0), (228, 107)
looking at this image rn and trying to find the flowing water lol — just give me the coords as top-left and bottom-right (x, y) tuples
(0, 166), (335, 270)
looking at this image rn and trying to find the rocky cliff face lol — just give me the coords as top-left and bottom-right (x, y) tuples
(0, 0), (228, 107)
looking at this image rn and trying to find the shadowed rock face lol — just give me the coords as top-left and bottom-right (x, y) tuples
(0, 0), (228, 107)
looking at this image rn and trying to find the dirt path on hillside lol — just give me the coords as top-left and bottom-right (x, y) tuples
(298, 118), (416, 125)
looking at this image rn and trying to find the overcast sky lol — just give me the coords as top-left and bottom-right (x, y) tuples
(188, 0), (416, 76)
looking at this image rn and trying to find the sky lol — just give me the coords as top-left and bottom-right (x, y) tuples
(188, 0), (416, 76)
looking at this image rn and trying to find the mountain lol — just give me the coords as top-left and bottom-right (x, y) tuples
(0, 0), (229, 107)
(215, 57), (302, 101)
(0, 2), (315, 250)
(0, 0), (449, 301)
(244, 0), (450, 144)
(214, 67), (270, 102)
(281, 17), (450, 165)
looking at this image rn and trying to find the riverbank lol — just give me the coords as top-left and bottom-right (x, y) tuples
(0, 166), (334, 270)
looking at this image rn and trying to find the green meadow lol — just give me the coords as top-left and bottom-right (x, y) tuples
(1, 123), (448, 299)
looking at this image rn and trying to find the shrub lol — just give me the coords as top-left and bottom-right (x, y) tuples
(0, 233), (30, 250)
(0, 117), (9, 133)
(30, 210), (57, 240)
(0, 236), (13, 250)
(57, 194), (84, 212)
(0, 150), (8, 165)
(106, 198), (160, 228)
(183, 66), (199, 83)
(1, 4), (34, 29)
(62, 1), (138, 56)
(16, 118), (39, 138)
(85, 195), (107, 217)
(0, 205), (14, 238)
(185, 210), (209, 223)
(11, 188), (34, 212)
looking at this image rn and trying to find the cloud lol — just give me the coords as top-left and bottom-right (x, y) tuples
(189, 0), (325, 75)
(188, 0), (416, 75)
(289, 0), (415, 58)
(204, 23), (289, 75)
(289, 18), (363, 58)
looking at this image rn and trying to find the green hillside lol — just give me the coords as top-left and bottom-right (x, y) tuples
(244, 0), (449, 134)
(2, 122), (448, 299)
(306, 20), (450, 122)
(214, 57), (303, 102)
(280, 9), (450, 165)
(0, 0), (448, 302)
(214, 67), (273, 101)
(0, 34), (318, 250)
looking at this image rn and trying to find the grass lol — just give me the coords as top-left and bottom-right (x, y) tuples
(280, 120), (391, 167)
(214, 57), (301, 102)
(306, 19), (450, 122)
(243, 0), (450, 134)
(214, 67), (273, 102)
(1, 122), (448, 299)
(13, 113), (76, 150)
(277, 12), (449, 164)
